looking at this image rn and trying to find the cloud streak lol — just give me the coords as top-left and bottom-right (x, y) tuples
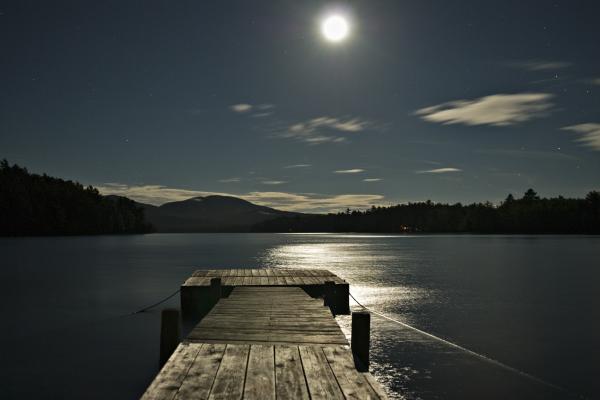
(507, 60), (572, 71)
(261, 180), (287, 185)
(230, 103), (252, 113)
(218, 177), (241, 183)
(334, 169), (364, 174)
(416, 168), (462, 174)
(284, 164), (311, 169)
(363, 178), (382, 182)
(96, 183), (384, 213)
(561, 123), (600, 151)
(415, 93), (554, 127)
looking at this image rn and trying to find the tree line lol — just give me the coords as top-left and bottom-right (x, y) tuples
(0, 160), (153, 236)
(253, 189), (600, 234)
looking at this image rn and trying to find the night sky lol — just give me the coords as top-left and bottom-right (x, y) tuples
(2, 1), (599, 212)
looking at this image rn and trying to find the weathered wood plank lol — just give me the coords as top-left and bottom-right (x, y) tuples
(183, 277), (211, 286)
(363, 373), (389, 399)
(188, 332), (347, 345)
(141, 343), (202, 400)
(174, 343), (226, 400)
(284, 277), (296, 285)
(275, 345), (309, 400)
(299, 346), (344, 400)
(276, 277), (287, 285)
(232, 277), (244, 285)
(221, 277), (233, 286)
(323, 346), (380, 399)
(208, 344), (250, 400)
(243, 345), (275, 400)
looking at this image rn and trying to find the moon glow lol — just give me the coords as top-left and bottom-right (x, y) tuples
(321, 15), (349, 42)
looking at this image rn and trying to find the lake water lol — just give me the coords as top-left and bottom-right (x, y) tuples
(1, 233), (598, 399)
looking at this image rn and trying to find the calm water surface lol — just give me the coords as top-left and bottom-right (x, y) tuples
(1, 234), (599, 399)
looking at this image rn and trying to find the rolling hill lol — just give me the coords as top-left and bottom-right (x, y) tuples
(137, 195), (302, 232)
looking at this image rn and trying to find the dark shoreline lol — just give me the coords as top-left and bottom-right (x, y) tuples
(3, 231), (599, 238)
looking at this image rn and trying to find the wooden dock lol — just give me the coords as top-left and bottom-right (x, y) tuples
(142, 268), (388, 399)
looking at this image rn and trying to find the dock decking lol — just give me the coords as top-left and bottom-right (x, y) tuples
(183, 268), (347, 287)
(187, 287), (348, 345)
(142, 268), (388, 399)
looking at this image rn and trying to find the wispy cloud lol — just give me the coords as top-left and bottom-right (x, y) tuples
(415, 93), (554, 127)
(416, 168), (462, 174)
(230, 103), (253, 113)
(561, 123), (600, 151)
(507, 60), (572, 71)
(282, 116), (371, 144)
(230, 103), (274, 116)
(230, 106), (377, 145)
(284, 164), (312, 169)
(363, 178), (382, 182)
(218, 177), (241, 183)
(96, 183), (384, 213)
(261, 180), (287, 185)
(96, 184), (226, 205)
(334, 169), (364, 174)
(244, 192), (385, 213)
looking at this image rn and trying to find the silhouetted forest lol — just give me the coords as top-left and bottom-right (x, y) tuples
(0, 160), (153, 236)
(253, 189), (600, 234)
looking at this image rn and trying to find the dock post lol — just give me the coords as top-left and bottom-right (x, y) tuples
(209, 277), (222, 303)
(181, 285), (203, 326)
(323, 280), (335, 309)
(181, 278), (222, 328)
(160, 308), (181, 368)
(335, 283), (350, 315)
(351, 311), (370, 371)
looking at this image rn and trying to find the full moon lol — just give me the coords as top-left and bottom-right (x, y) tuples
(321, 15), (349, 42)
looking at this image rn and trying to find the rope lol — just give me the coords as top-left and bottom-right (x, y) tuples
(348, 292), (585, 399)
(130, 288), (181, 314)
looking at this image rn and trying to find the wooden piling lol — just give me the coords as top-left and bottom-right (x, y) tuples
(180, 285), (203, 325)
(159, 308), (181, 367)
(181, 277), (223, 325)
(335, 283), (350, 315)
(210, 277), (222, 302)
(323, 280), (335, 309)
(351, 311), (370, 371)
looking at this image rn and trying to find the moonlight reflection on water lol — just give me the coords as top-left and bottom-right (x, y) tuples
(256, 234), (597, 399)
(1, 234), (597, 399)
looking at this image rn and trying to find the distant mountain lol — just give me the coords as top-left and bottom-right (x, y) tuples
(136, 195), (303, 232)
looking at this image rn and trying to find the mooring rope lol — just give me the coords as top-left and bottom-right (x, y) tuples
(348, 292), (585, 399)
(130, 288), (181, 315)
